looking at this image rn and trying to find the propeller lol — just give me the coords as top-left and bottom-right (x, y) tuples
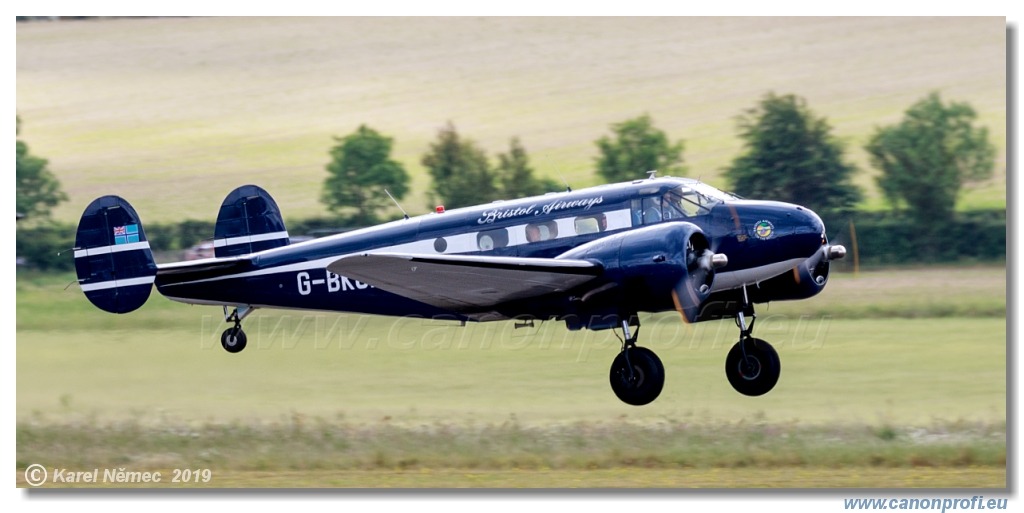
(672, 236), (726, 323)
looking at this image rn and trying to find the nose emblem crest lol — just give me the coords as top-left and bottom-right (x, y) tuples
(753, 220), (774, 240)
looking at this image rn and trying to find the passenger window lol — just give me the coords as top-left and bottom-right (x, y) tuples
(525, 221), (558, 242)
(477, 228), (509, 251)
(575, 218), (598, 234)
(574, 214), (607, 235)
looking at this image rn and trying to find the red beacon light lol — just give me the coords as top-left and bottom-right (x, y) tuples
(435, 205), (445, 213)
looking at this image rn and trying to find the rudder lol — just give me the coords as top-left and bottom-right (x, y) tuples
(214, 185), (289, 257)
(74, 196), (157, 314)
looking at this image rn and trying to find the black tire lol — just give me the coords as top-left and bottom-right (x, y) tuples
(725, 337), (780, 396)
(609, 346), (665, 406)
(221, 327), (247, 354)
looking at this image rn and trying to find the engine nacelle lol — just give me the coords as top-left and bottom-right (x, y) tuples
(746, 244), (837, 303)
(558, 222), (722, 323)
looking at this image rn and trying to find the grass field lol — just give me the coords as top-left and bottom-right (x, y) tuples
(14, 466), (1009, 489)
(15, 266), (1007, 488)
(16, 17), (1006, 223)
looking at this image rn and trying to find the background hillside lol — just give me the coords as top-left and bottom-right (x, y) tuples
(16, 17), (1006, 224)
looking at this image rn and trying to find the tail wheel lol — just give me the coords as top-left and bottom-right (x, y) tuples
(725, 337), (780, 396)
(609, 346), (665, 406)
(221, 327), (247, 354)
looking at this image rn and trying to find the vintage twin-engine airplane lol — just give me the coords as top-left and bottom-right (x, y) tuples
(74, 175), (845, 405)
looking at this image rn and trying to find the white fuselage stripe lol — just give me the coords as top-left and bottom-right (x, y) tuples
(74, 241), (151, 258)
(214, 231), (290, 248)
(80, 275), (156, 292)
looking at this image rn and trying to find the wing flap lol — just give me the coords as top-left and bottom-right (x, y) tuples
(327, 253), (602, 314)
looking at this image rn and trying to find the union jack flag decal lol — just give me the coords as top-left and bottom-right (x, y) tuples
(113, 224), (139, 245)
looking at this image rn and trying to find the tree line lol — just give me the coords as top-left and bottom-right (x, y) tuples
(320, 91), (995, 227)
(17, 91), (998, 269)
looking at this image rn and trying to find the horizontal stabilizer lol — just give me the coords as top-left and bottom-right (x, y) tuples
(327, 252), (602, 316)
(157, 256), (250, 276)
(154, 256), (252, 290)
(74, 196), (157, 314)
(214, 185), (289, 257)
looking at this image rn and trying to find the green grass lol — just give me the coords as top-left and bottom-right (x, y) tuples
(16, 17), (1006, 224)
(15, 467), (1007, 489)
(763, 266), (1006, 319)
(17, 268), (1006, 426)
(16, 317), (1006, 427)
(16, 419), (1005, 488)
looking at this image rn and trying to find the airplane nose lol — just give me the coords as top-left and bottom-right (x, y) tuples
(786, 205), (828, 259)
(795, 205), (846, 260)
(796, 205), (825, 235)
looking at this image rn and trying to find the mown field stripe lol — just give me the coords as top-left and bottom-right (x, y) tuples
(16, 467), (1006, 489)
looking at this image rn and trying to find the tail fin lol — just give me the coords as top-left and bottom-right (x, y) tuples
(214, 185), (289, 257)
(74, 196), (157, 314)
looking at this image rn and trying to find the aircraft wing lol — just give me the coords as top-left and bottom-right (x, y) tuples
(327, 252), (603, 317)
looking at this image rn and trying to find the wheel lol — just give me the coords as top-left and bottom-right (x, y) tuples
(221, 327), (247, 353)
(609, 346), (665, 406)
(725, 337), (780, 396)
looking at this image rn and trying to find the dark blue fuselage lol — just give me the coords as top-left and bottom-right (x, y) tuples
(155, 178), (828, 322)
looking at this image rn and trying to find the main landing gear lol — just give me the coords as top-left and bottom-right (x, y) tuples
(609, 320), (665, 406)
(724, 287), (781, 397)
(220, 305), (254, 354)
(607, 285), (782, 405)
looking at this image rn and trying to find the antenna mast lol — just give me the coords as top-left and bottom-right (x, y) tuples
(385, 189), (409, 220)
(558, 173), (572, 192)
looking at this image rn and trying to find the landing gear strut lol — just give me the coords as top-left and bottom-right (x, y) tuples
(221, 305), (254, 354)
(725, 287), (780, 396)
(609, 319), (665, 406)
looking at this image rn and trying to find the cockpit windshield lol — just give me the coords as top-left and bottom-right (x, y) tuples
(688, 182), (740, 201)
(662, 185), (727, 218)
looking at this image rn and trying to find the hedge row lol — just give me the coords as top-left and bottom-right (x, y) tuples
(18, 211), (1006, 272)
(822, 209), (1006, 268)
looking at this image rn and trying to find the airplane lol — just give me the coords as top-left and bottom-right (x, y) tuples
(73, 174), (846, 406)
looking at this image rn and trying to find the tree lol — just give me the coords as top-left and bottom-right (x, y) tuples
(16, 117), (67, 221)
(724, 93), (862, 219)
(496, 137), (560, 198)
(594, 114), (685, 182)
(422, 122), (499, 209)
(321, 124), (410, 226)
(865, 92), (995, 227)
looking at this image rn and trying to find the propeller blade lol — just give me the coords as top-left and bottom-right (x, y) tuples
(672, 249), (719, 323)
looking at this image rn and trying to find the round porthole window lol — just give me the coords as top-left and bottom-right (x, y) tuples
(433, 237), (447, 252)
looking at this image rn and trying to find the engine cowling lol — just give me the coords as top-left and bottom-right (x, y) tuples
(557, 222), (725, 322)
(746, 244), (839, 303)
